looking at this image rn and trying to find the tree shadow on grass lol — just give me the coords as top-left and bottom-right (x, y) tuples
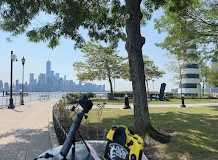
(0, 128), (51, 160)
(91, 109), (218, 160)
(210, 106), (218, 112)
(149, 111), (218, 160)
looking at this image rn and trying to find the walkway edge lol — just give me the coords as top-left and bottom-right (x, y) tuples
(49, 122), (59, 148)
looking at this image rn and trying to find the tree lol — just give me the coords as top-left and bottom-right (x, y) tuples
(199, 62), (210, 96)
(166, 55), (184, 98)
(143, 55), (165, 94)
(206, 63), (218, 88)
(200, 63), (218, 89)
(73, 40), (128, 100)
(2, 0), (193, 142)
(123, 55), (165, 95)
(154, 0), (218, 62)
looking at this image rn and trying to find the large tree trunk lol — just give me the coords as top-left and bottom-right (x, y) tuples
(125, 0), (170, 143)
(106, 60), (114, 100)
(108, 77), (114, 100)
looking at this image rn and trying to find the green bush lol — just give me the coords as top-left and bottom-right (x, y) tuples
(165, 92), (177, 99)
(56, 99), (74, 133)
(113, 91), (133, 98)
(86, 92), (96, 98)
(65, 92), (96, 104)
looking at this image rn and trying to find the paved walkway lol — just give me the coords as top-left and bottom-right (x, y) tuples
(94, 103), (218, 109)
(0, 100), (57, 160)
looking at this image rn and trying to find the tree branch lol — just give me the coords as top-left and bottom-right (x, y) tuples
(185, 11), (217, 27)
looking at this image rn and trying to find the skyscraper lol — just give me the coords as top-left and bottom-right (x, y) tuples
(0, 80), (3, 91)
(46, 60), (51, 84)
(29, 73), (34, 85)
(55, 73), (60, 80)
(4, 82), (9, 91)
(38, 73), (46, 87)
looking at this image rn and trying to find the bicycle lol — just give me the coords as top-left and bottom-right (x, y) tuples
(35, 95), (148, 160)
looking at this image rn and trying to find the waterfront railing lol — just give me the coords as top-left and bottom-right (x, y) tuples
(0, 92), (66, 108)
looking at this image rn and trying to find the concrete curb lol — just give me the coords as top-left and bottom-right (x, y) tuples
(48, 122), (59, 148)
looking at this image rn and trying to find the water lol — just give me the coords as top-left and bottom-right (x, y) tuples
(0, 92), (108, 107)
(0, 92), (66, 107)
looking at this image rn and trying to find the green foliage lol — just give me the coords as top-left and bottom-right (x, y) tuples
(65, 92), (96, 104)
(155, 0), (218, 62)
(0, 0), (126, 48)
(199, 62), (218, 88)
(73, 40), (129, 98)
(143, 55), (165, 81)
(65, 92), (82, 104)
(74, 40), (128, 81)
(164, 92), (177, 99)
(114, 91), (133, 98)
(124, 55), (165, 82)
(165, 55), (183, 85)
(56, 99), (74, 133)
(206, 63), (218, 88)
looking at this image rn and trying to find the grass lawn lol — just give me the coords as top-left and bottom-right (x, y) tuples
(92, 98), (218, 105)
(86, 106), (218, 160)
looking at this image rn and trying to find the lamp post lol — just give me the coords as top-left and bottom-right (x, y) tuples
(21, 57), (25, 105)
(202, 77), (206, 97)
(180, 94), (186, 108)
(8, 51), (17, 109)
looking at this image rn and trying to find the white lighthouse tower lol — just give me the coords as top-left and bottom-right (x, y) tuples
(178, 44), (201, 97)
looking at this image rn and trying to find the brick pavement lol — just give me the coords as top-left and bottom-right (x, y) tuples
(0, 100), (57, 160)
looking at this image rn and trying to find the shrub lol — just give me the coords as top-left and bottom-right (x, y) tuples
(65, 92), (96, 104)
(56, 99), (74, 133)
(113, 91), (133, 98)
(86, 92), (96, 98)
(165, 92), (177, 99)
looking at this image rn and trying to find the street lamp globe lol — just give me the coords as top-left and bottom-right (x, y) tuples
(21, 57), (25, 65)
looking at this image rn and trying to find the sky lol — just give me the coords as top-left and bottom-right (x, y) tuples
(0, 9), (178, 92)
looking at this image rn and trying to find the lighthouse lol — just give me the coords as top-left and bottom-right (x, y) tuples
(178, 44), (201, 97)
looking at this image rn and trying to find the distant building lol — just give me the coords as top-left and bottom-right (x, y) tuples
(29, 73), (34, 85)
(0, 80), (3, 91)
(0, 60), (107, 93)
(38, 73), (46, 87)
(4, 82), (9, 91)
(79, 81), (82, 86)
(29, 73), (35, 91)
(55, 73), (60, 80)
(171, 88), (178, 93)
(64, 75), (66, 82)
(46, 60), (51, 85)
(103, 84), (106, 91)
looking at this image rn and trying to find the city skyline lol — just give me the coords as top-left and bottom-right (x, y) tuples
(0, 60), (106, 93)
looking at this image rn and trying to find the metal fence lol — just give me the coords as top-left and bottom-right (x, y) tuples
(0, 92), (66, 108)
(53, 104), (67, 145)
